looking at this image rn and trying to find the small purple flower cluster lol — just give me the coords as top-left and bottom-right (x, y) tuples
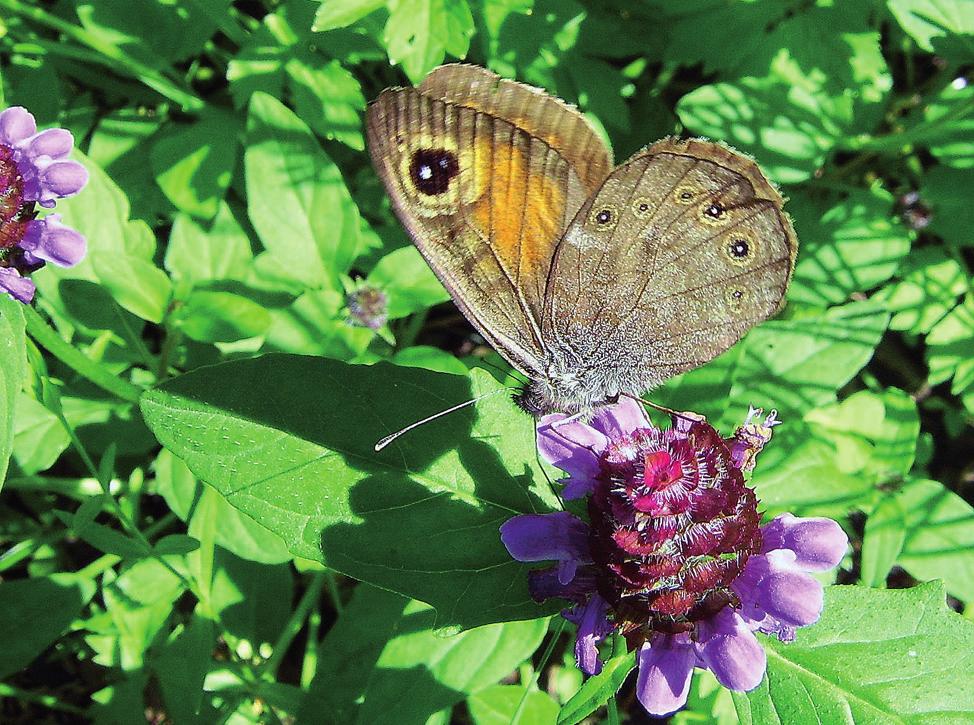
(346, 285), (389, 330)
(0, 107), (88, 303)
(501, 398), (847, 716)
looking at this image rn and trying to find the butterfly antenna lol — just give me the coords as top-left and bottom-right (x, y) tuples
(374, 387), (514, 452)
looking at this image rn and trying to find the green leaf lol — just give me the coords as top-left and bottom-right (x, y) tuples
(674, 669), (738, 725)
(76, 0), (231, 64)
(677, 78), (840, 185)
(750, 431), (873, 519)
(660, 1), (786, 74)
(740, 583), (974, 723)
(245, 92), (364, 289)
(383, 0), (475, 83)
(154, 448), (292, 565)
(153, 534), (201, 556)
(174, 290), (271, 344)
(468, 685), (560, 725)
(557, 651), (637, 725)
(301, 584), (410, 722)
(150, 111), (241, 219)
(925, 164), (974, 249)
(91, 252), (173, 324)
(0, 295), (26, 489)
(264, 288), (374, 357)
(0, 574), (96, 679)
(165, 203), (255, 285)
(88, 109), (171, 222)
(876, 247), (968, 334)
(392, 346), (469, 375)
(12, 393), (70, 475)
(896, 478), (974, 603)
(789, 187), (911, 307)
(69, 498), (148, 558)
(286, 56), (366, 150)
(922, 83), (974, 169)
(860, 495), (908, 588)
(888, 0), (974, 58)
(804, 388), (920, 481)
(655, 345), (744, 423)
(140, 356), (558, 630)
(313, 0), (386, 31)
(154, 613), (215, 722)
(88, 558), (186, 670)
(357, 600), (548, 723)
(726, 301), (890, 422)
(926, 293), (974, 392)
(367, 246), (450, 319)
(210, 550), (293, 644)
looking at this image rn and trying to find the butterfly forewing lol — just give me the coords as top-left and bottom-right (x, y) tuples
(366, 66), (612, 375)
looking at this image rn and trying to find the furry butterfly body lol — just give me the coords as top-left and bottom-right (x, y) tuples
(366, 65), (797, 416)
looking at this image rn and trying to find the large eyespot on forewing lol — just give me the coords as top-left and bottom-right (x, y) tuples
(409, 148), (460, 196)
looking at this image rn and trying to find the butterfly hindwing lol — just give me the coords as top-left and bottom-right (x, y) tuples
(542, 138), (797, 389)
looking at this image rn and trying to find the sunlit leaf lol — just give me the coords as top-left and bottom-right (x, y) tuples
(383, 0), (475, 82)
(738, 583), (974, 723)
(0, 296), (26, 488)
(245, 92), (364, 289)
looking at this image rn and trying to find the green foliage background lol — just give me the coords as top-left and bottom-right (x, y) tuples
(0, 0), (973, 722)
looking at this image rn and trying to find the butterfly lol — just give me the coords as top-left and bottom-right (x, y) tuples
(366, 65), (796, 417)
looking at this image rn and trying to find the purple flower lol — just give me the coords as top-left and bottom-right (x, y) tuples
(500, 399), (848, 717)
(0, 106), (88, 303)
(346, 285), (388, 330)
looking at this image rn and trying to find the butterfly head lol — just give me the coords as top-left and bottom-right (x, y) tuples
(514, 353), (628, 417)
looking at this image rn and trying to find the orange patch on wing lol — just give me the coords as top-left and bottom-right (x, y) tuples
(470, 139), (566, 288)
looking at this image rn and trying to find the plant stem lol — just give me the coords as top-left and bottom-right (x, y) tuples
(0, 683), (86, 716)
(23, 306), (143, 404)
(513, 617), (563, 721)
(263, 571), (327, 677)
(323, 569), (344, 615)
(0, 0), (204, 111)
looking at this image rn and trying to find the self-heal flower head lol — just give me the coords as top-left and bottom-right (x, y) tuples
(346, 285), (389, 330)
(0, 106), (88, 303)
(501, 398), (848, 717)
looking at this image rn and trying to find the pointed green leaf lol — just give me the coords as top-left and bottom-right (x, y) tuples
(245, 92), (364, 289)
(140, 356), (558, 630)
(740, 583), (974, 723)
(558, 651), (637, 725)
(0, 295), (26, 489)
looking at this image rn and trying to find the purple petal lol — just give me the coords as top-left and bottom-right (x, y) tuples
(565, 595), (612, 675)
(26, 128), (74, 160)
(537, 414), (607, 497)
(21, 216), (86, 267)
(0, 267), (36, 303)
(755, 552), (824, 627)
(590, 396), (650, 438)
(557, 559), (578, 585)
(37, 160), (88, 201)
(0, 106), (36, 145)
(636, 636), (695, 716)
(500, 512), (591, 565)
(671, 410), (707, 434)
(528, 566), (597, 602)
(760, 514), (848, 571)
(697, 608), (766, 692)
